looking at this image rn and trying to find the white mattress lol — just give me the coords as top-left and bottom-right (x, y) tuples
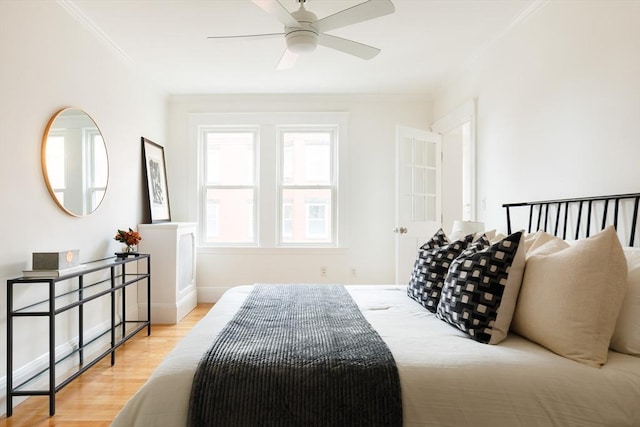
(112, 285), (640, 427)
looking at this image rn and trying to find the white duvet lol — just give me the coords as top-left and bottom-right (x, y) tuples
(112, 285), (640, 427)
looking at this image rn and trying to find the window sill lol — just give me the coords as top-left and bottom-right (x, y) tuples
(197, 246), (349, 255)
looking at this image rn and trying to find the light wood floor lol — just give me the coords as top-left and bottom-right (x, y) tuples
(1, 303), (213, 427)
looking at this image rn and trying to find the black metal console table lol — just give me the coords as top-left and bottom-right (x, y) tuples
(6, 254), (151, 417)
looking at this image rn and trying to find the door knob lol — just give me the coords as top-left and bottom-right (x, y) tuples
(393, 227), (408, 234)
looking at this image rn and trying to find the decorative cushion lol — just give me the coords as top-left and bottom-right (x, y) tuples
(483, 229), (497, 241)
(511, 226), (627, 367)
(524, 231), (570, 258)
(489, 232), (507, 244)
(418, 235), (475, 312)
(436, 231), (525, 344)
(407, 229), (449, 303)
(610, 247), (640, 356)
(524, 230), (562, 255)
(422, 228), (449, 250)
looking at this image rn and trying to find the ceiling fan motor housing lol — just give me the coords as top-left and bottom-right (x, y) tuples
(285, 7), (318, 53)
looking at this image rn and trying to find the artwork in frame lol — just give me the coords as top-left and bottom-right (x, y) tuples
(142, 137), (171, 223)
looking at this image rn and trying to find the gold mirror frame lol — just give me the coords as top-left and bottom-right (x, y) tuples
(42, 108), (109, 217)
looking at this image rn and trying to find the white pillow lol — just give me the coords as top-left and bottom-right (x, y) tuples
(489, 232), (507, 244)
(610, 247), (640, 356)
(511, 226), (627, 367)
(524, 230), (565, 256)
(526, 233), (570, 257)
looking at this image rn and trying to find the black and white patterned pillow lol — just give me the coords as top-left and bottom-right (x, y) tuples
(407, 230), (473, 311)
(421, 228), (449, 250)
(436, 232), (525, 344)
(418, 235), (475, 312)
(408, 229), (449, 303)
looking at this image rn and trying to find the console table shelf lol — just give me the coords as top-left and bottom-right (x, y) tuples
(6, 254), (151, 417)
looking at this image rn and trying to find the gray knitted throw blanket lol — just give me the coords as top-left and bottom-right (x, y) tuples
(188, 284), (402, 427)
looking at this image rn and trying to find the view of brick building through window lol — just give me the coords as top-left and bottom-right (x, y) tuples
(204, 129), (334, 245)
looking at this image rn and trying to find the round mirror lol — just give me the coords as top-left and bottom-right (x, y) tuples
(42, 108), (109, 217)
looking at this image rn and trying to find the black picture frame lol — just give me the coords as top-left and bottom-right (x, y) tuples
(142, 137), (171, 223)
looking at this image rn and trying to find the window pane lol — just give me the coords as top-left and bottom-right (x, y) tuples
(282, 201), (293, 238)
(425, 140), (436, 168)
(426, 168), (436, 194)
(204, 188), (255, 244)
(281, 188), (332, 243)
(282, 132), (331, 185)
(92, 190), (105, 208)
(414, 168), (425, 194)
(46, 135), (65, 189)
(92, 134), (108, 187)
(206, 132), (254, 185)
(414, 195), (425, 222)
(414, 139), (425, 165)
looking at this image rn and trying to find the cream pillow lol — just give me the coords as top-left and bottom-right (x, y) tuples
(489, 232), (507, 244)
(610, 247), (640, 355)
(524, 230), (564, 256)
(512, 226), (628, 367)
(526, 234), (570, 257)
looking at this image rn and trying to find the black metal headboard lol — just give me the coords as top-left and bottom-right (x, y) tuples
(503, 193), (640, 247)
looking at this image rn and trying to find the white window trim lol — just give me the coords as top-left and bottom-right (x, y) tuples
(189, 112), (349, 249)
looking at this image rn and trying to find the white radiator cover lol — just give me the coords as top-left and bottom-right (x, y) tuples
(137, 222), (198, 324)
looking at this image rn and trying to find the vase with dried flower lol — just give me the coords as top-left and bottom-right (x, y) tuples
(114, 228), (142, 258)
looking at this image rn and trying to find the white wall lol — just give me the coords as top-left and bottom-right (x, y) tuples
(441, 128), (463, 233)
(0, 1), (167, 415)
(433, 0), (640, 232)
(167, 94), (432, 299)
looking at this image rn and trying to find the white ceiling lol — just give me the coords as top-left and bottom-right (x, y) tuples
(66, 0), (537, 95)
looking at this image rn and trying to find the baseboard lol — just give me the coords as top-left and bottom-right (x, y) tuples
(196, 286), (232, 302)
(138, 288), (198, 324)
(177, 288), (198, 320)
(0, 319), (112, 416)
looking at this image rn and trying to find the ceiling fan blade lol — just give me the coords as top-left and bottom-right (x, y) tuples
(315, 0), (395, 33)
(276, 49), (299, 70)
(252, 0), (299, 28)
(317, 33), (380, 60)
(207, 33), (283, 40)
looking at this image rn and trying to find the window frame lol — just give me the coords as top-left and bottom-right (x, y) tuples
(276, 126), (337, 247)
(199, 127), (259, 246)
(192, 112), (348, 250)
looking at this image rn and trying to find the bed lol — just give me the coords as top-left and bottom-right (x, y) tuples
(112, 194), (640, 427)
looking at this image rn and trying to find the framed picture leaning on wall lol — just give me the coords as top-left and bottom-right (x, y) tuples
(142, 137), (171, 223)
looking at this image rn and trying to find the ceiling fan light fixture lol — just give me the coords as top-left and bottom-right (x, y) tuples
(227, 0), (396, 68)
(285, 29), (318, 53)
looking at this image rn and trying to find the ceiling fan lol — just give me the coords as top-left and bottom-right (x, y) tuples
(208, 0), (395, 69)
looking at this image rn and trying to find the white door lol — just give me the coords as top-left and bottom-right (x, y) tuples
(395, 126), (442, 284)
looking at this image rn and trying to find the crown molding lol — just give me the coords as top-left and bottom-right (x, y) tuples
(435, 0), (550, 93)
(57, 0), (133, 66)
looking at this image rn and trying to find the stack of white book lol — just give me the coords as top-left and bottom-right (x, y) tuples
(22, 264), (87, 278)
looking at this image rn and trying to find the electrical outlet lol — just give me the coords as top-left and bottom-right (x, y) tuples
(320, 266), (327, 277)
(350, 267), (357, 277)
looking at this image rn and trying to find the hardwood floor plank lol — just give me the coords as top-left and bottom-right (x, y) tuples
(1, 304), (213, 427)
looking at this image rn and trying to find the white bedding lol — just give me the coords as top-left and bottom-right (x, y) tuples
(112, 285), (640, 427)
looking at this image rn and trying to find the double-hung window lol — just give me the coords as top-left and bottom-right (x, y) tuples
(279, 129), (334, 244)
(195, 112), (346, 248)
(202, 130), (257, 244)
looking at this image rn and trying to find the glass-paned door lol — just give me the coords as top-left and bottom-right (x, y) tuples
(395, 126), (442, 284)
